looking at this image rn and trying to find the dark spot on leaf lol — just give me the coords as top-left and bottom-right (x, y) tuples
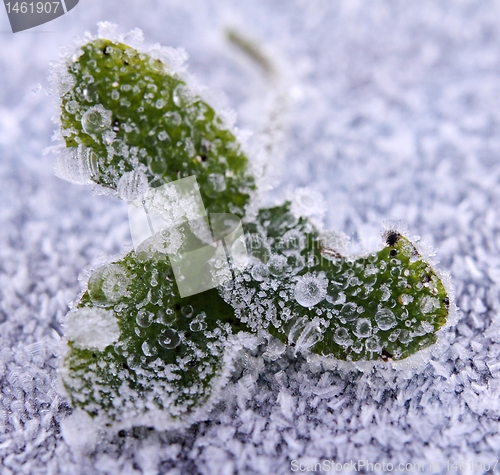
(386, 231), (400, 247)
(390, 249), (398, 257)
(443, 297), (450, 308)
(381, 349), (393, 361)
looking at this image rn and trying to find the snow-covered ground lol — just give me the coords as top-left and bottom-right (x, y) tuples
(2, 1), (500, 473)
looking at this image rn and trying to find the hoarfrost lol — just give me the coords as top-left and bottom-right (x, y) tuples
(63, 308), (120, 351)
(54, 145), (97, 185)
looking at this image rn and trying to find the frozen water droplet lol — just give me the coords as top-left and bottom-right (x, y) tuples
(153, 227), (183, 255)
(251, 263), (270, 281)
(365, 335), (382, 352)
(165, 111), (182, 127)
(81, 105), (112, 134)
(399, 329), (412, 344)
(181, 305), (193, 318)
(419, 295), (440, 314)
(268, 254), (289, 277)
(294, 272), (328, 307)
(157, 130), (170, 141)
(351, 339), (364, 353)
(88, 264), (131, 306)
(141, 340), (157, 357)
(399, 294), (414, 306)
(390, 267), (400, 278)
(205, 173), (227, 197)
(388, 329), (400, 342)
(117, 170), (149, 201)
(158, 328), (180, 349)
(354, 318), (372, 338)
(334, 327), (352, 347)
(340, 302), (358, 322)
(190, 320), (207, 332)
(156, 99), (167, 109)
(189, 312), (207, 331)
(288, 317), (323, 351)
(157, 308), (176, 325)
(172, 84), (196, 108)
(136, 309), (153, 328)
(375, 308), (397, 331)
(65, 100), (79, 114)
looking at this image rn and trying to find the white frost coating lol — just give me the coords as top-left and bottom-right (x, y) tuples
(294, 272), (328, 307)
(63, 307), (120, 351)
(419, 295), (440, 314)
(54, 145), (95, 185)
(288, 187), (326, 226)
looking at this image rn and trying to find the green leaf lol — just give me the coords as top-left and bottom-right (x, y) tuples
(221, 204), (450, 361)
(60, 251), (249, 422)
(58, 38), (255, 214)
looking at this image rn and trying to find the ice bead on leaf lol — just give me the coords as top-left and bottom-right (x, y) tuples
(221, 203), (451, 362)
(60, 251), (250, 423)
(117, 170), (148, 201)
(294, 272), (328, 307)
(56, 36), (255, 214)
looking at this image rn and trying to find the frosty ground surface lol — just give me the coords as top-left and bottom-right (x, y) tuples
(1, 1), (500, 473)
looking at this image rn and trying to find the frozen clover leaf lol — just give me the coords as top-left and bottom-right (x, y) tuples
(54, 27), (453, 426)
(60, 251), (250, 423)
(56, 37), (255, 215)
(221, 204), (450, 361)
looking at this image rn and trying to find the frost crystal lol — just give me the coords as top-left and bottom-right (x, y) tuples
(64, 307), (120, 351)
(294, 272), (328, 307)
